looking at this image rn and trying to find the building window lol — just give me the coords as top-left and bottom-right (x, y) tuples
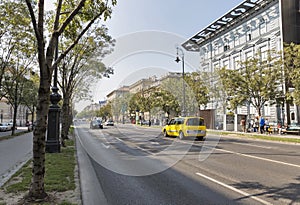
(247, 33), (252, 41)
(259, 45), (268, 61)
(200, 48), (205, 57)
(224, 45), (230, 52)
(245, 51), (252, 60)
(234, 35), (239, 47)
(259, 18), (266, 34)
(223, 60), (229, 69)
(233, 56), (239, 70)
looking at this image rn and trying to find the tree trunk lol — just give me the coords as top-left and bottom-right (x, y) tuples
(11, 103), (18, 136)
(61, 96), (70, 146)
(11, 82), (19, 135)
(256, 106), (262, 117)
(28, 83), (50, 200)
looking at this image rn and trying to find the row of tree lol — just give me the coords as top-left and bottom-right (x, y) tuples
(93, 72), (209, 121)
(94, 45), (300, 126)
(3, 0), (300, 201)
(1, 0), (117, 201)
(0, 1), (38, 133)
(218, 44), (300, 125)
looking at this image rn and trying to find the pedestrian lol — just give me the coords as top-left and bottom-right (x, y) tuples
(259, 116), (265, 134)
(250, 119), (254, 132)
(149, 119), (151, 127)
(265, 118), (270, 134)
(240, 118), (246, 133)
(277, 122), (282, 135)
(253, 117), (259, 132)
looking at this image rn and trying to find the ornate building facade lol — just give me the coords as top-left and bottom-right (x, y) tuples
(183, 0), (300, 131)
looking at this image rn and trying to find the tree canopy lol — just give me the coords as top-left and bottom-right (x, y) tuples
(283, 43), (300, 106)
(217, 49), (283, 116)
(23, 0), (117, 201)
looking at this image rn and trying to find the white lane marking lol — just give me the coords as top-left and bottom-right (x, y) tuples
(150, 142), (160, 145)
(116, 137), (123, 142)
(101, 143), (110, 149)
(230, 142), (272, 149)
(195, 172), (272, 205)
(115, 136), (153, 155)
(214, 148), (300, 169)
(179, 140), (300, 168)
(136, 146), (153, 155)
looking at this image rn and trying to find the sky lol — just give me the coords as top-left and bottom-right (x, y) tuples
(46, 0), (244, 111)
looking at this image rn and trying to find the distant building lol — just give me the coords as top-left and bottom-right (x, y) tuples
(182, 0), (300, 131)
(106, 86), (130, 102)
(0, 98), (31, 126)
(104, 73), (184, 124)
(85, 103), (101, 112)
(128, 76), (158, 94)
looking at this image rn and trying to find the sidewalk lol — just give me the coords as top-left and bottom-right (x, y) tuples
(0, 131), (32, 187)
(210, 129), (300, 140)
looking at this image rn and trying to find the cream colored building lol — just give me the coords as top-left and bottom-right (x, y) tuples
(106, 86), (130, 102)
(0, 98), (31, 126)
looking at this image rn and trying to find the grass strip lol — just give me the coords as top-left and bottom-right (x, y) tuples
(208, 130), (300, 143)
(1, 139), (76, 204)
(249, 134), (300, 143)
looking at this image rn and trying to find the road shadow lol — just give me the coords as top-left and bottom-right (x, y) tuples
(232, 176), (300, 204)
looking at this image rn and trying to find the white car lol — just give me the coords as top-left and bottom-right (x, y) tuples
(105, 120), (114, 126)
(0, 123), (12, 131)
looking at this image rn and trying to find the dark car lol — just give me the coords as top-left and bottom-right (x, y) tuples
(90, 119), (103, 129)
(140, 120), (150, 126)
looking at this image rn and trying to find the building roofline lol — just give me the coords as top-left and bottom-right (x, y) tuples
(182, 0), (276, 52)
(106, 86), (129, 98)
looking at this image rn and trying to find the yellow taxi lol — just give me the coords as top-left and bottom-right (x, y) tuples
(162, 117), (206, 140)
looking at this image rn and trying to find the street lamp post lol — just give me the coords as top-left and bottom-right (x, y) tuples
(46, 37), (62, 153)
(175, 46), (185, 116)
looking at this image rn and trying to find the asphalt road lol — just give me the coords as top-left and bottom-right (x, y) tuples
(0, 130), (32, 187)
(75, 123), (300, 205)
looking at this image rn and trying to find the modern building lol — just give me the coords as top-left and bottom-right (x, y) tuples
(182, 0), (300, 131)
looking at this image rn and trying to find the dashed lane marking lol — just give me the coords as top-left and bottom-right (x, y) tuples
(195, 172), (272, 205)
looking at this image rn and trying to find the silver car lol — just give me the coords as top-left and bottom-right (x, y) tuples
(0, 123), (12, 131)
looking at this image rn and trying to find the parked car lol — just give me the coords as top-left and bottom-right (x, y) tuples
(105, 120), (114, 126)
(162, 117), (206, 140)
(7, 122), (18, 130)
(283, 123), (300, 135)
(26, 121), (35, 131)
(90, 119), (103, 129)
(0, 123), (12, 132)
(140, 120), (150, 126)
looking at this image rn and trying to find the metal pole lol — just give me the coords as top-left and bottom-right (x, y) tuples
(182, 53), (185, 117)
(46, 35), (62, 153)
(176, 46), (185, 117)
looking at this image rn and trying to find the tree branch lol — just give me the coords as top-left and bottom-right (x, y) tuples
(53, 10), (105, 69)
(24, 0), (39, 39)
